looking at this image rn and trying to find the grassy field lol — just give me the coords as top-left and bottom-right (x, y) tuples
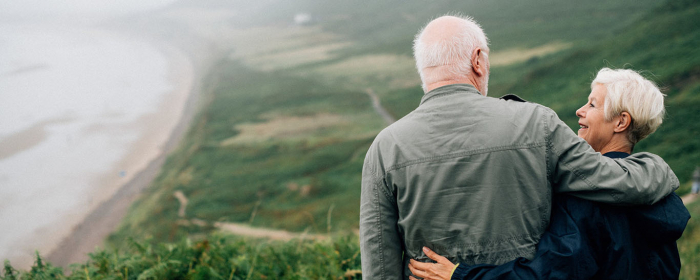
(4, 0), (698, 278)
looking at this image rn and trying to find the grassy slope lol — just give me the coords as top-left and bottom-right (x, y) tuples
(111, 0), (699, 244)
(109, 62), (383, 245)
(491, 0), (700, 195)
(108, 0), (668, 244)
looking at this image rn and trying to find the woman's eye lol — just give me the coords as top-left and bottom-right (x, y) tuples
(589, 103), (595, 108)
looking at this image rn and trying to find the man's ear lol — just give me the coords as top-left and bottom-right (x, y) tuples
(614, 112), (632, 133)
(471, 48), (486, 77)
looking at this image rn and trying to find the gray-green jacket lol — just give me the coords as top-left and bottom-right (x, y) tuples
(359, 84), (679, 279)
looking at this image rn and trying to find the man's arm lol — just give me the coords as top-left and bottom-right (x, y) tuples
(360, 150), (404, 279)
(544, 107), (678, 205)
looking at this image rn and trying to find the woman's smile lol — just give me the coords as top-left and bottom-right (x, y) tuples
(575, 84), (617, 152)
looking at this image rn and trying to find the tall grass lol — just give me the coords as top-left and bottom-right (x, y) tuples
(2, 235), (361, 280)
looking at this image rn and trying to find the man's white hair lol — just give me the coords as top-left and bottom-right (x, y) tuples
(592, 68), (665, 144)
(413, 15), (489, 92)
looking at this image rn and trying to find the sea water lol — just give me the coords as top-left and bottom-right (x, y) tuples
(0, 3), (180, 267)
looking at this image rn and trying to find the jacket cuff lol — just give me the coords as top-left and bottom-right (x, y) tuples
(451, 263), (467, 280)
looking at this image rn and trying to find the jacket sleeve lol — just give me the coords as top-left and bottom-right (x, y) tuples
(543, 107), (679, 205)
(360, 147), (404, 279)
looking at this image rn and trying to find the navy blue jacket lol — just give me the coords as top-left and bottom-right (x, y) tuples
(452, 152), (691, 280)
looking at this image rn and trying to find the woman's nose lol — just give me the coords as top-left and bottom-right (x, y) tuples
(576, 106), (585, 118)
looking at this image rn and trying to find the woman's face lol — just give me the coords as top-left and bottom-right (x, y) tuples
(576, 84), (618, 152)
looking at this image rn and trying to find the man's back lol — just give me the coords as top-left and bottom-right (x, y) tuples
(363, 84), (553, 273)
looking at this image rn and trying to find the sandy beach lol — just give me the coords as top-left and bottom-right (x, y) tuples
(0, 2), (239, 269)
(42, 41), (198, 267)
(40, 10), (237, 267)
(0, 26), (201, 270)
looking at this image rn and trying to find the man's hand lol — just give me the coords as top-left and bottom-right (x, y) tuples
(408, 247), (456, 280)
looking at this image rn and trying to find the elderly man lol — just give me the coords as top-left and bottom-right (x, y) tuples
(359, 15), (679, 279)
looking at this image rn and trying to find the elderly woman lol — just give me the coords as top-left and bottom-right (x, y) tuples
(408, 68), (690, 280)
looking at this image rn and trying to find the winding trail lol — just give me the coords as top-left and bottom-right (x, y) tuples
(174, 191), (188, 218)
(214, 222), (328, 241)
(172, 191), (328, 241)
(209, 193), (698, 241)
(365, 88), (395, 125)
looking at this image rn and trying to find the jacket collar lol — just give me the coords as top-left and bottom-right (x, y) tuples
(420, 84), (482, 105)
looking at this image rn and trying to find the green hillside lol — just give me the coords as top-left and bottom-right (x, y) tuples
(4, 0), (698, 278)
(490, 0), (700, 194)
(114, 0), (698, 271)
(106, 0), (693, 243)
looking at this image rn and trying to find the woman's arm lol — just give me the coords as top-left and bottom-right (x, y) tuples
(409, 195), (603, 280)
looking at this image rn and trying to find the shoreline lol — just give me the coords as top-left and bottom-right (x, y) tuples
(0, 22), (208, 270)
(2, 4), (236, 268)
(44, 41), (205, 267)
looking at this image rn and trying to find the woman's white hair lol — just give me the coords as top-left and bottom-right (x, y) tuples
(592, 68), (665, 144)
(413, 15), (489, 91)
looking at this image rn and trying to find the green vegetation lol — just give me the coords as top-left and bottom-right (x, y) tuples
(108, 61), (384, 245)
(679, 199), (700, 279)
(1, 235), (361, 280)
(5, 0), (698, 278)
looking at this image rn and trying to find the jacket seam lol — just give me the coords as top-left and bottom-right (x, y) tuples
(372, 182), (386, 279)
(542, 108), (553, 231)
(365, 162), (396, 203)
(378, 177), (396, 204)
(543, 106), (552, 182)
(385, 142), (546, 173)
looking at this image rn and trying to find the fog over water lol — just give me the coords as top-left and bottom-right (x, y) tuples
(0, 0), (184, 267)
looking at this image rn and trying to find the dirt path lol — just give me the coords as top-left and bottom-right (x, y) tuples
(365, 88), (395, 125)
(214, 222), (328, 241)
(171, 190), (327, 241)
(682, 193), (698, 205)
(174, 191), (188, 217)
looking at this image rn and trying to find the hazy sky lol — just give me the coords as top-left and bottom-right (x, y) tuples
(0, 0), (178, 21)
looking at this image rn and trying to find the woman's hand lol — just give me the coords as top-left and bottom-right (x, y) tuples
(408, 247), (457, 280)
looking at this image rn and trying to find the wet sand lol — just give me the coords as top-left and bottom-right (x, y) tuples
(43, 42), (200, 267)
(5, 4), (238, 268)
